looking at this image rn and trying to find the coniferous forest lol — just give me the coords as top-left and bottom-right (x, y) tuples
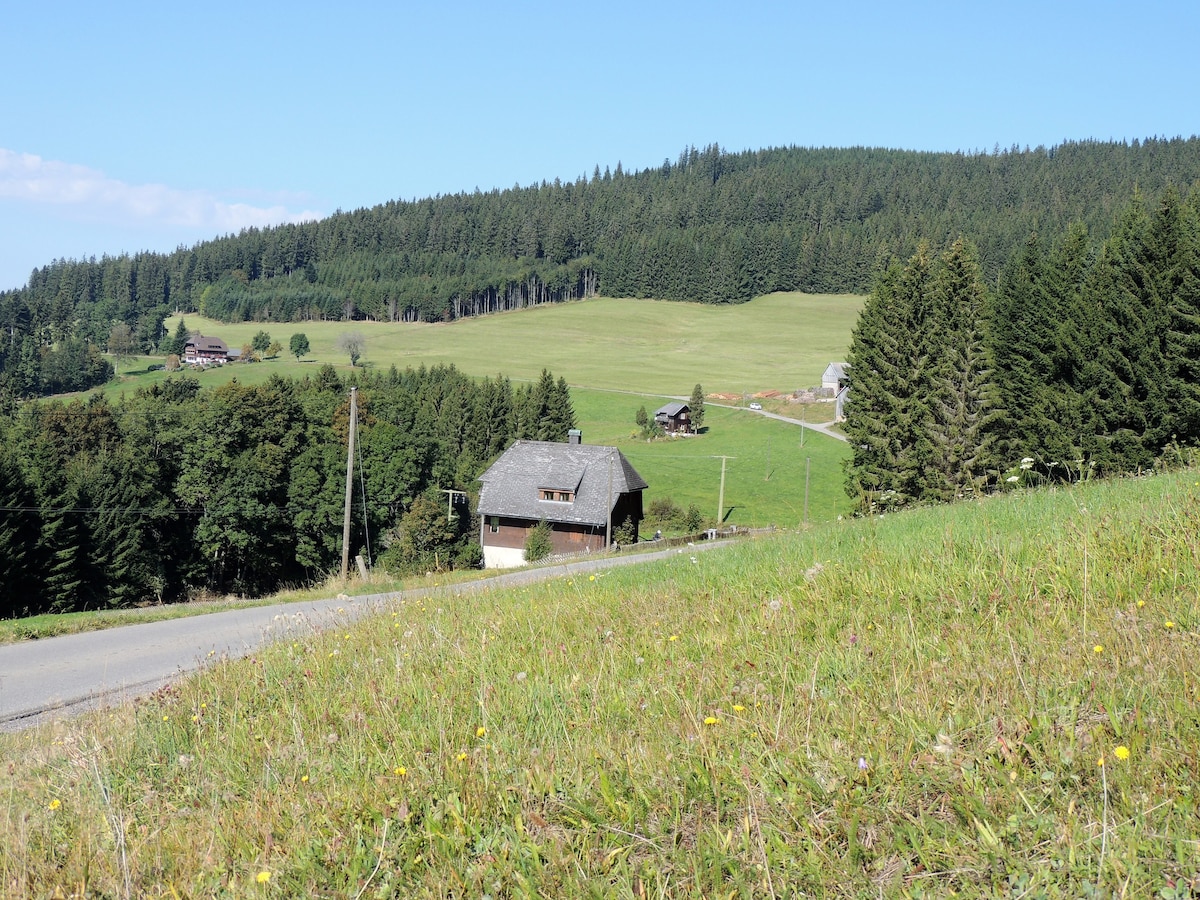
(0, 365), (574, 615)
(843, 185), (1200, 508)
(4, 139), (1200, 401)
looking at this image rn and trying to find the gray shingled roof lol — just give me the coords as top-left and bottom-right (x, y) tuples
(186, 333), (229, 354)
(655, 401), (689, 417)
(478, 441), (648, 527)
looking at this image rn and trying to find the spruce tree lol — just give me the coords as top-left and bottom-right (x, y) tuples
(1156, 188), (1200, 447)
(843, 247), (934, 509)
(919, 238), (1003, 500)
(1082, 195), (1164, 472)
(689, 384), (706, 431)
(0, 452), (42, 617)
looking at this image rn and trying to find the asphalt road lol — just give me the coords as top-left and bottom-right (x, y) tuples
(0, 541), (728, 733)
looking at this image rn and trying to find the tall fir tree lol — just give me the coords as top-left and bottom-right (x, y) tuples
(0, 451), (42, 617)
(1082, 195), (1165, 472)
(843, 245), (935, 509)
(689, 383), (706, 430)
(1155, 188), (1200, 447)
(919, 238), (1003, 500)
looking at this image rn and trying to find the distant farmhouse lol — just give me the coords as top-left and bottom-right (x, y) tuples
(184, 333), (238, 366)
(654, 401), (693, 434)
(477, 430), (648, 568)
(822, 362), (851, 422)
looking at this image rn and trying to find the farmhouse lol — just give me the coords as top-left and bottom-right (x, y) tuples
(821, 362), (851, 422)
(654, 401), (693, 434)
(184, 333), (233, 366)
(821, 362), (850, 393)
(477, 430), (648, 568)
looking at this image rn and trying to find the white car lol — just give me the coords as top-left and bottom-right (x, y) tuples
(748, 402), (762, 410)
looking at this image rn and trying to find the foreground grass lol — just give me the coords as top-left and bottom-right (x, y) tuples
(3, 472), (1198, 896)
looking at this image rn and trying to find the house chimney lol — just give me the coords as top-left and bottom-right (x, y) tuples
(568, 429), (582, 445)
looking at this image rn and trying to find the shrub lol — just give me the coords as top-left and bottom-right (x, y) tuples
(612, 515), (637, 545)
(524, 520), (553, 562)
(454, 542), (484, 570)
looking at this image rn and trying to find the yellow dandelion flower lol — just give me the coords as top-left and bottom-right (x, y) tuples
(48, 798), (61, 811)
(1093, 645), (1104, 654)
(393, 766), (407, 777)
(476, 726), (487, 738)
(162, 715), (169, 721)
(589, 574), (595, 581)
(1097, 756), (1105, 767)
(668, 635), (678, 642)
(1114, 745), (1130, 761)
(301, 775), (309, 783)
(1165, 620), (1176, 629)
(732, 704), (745, 712)
(1137, 600), (1146, 608)
(256, 871), (271, 884)
(457, 752), (468, 762)
(703, 716), (719, 726)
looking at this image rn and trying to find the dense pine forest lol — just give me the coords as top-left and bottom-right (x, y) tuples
(843, 184), (1200, 508)
(4, 138), (1200, 400)
(0, 365), (574, 615)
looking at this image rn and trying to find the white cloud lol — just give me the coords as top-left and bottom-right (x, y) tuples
(0, 148), (323, 232)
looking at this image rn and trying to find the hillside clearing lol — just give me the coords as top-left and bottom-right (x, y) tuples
(108, 292), (863, 398)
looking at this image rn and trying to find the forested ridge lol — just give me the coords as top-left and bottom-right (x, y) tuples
(0, 365), (575, 614)
(4, 138), (1200, 400)
(843, 184), (1200, 509)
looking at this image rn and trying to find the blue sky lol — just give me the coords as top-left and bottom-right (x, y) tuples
(2, 0), (1197, 292)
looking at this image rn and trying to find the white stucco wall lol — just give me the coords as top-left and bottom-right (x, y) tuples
(483, 545), (527, 569)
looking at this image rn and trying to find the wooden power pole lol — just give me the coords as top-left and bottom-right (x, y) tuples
(340, 386), (358, 582)
(713, 455), (735, 525)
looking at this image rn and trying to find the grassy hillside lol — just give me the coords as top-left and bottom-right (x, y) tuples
(3, 470), (1197, 896)
(118, 291), (862, 397)
(572, 389), (852, 526)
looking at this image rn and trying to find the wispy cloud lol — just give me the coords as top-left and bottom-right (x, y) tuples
(0, 148), (323, 232)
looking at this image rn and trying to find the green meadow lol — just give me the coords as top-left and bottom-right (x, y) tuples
(101, 292), (863, 528)
(137, 292), (862, 396)
(3, 469), (1197, 896)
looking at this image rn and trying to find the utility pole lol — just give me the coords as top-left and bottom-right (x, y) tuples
(605, 449), (614, 548)
(803, 456), (811, 525)
(340, 386), (358, 582)
(441, 488), (467, 521)
(713, 455), (735, 525)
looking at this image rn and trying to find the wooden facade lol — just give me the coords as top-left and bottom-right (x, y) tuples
(654, 401), (693, 434)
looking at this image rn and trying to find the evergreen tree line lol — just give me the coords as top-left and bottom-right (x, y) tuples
(0, 366), (575, 617)
(4, 138), (1200, 398)
(843, 185), (1200, 510)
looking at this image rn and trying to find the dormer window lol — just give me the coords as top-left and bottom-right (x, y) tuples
(540, 489), (574, 503)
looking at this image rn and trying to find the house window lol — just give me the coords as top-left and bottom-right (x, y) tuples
(539, 489), (574, 502)
(489, 516), (499, 533)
